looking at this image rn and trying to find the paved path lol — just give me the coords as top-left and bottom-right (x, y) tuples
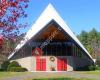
(1, 72), (100, 80)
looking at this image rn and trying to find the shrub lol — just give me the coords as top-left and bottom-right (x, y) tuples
(75, 66), (89, 71)
(7, 61), (27, 72)
(96, 59), (100, 66)
(8, 61), (21, 67)
(1, 61), (10, 71)
(8, 67), (27, 72)
(7, 61), (21, 71)
(88, 65), (95, 71)
(75, 65), (95, 71)
(0, 69), (4, 71)
(95, 66), (100, 70)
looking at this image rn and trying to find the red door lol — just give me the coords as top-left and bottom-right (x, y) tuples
(57, 58), (67, 71)
(36, 57), (46, 71)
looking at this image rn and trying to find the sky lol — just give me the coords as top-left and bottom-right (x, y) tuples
(21, 0), (100, 35)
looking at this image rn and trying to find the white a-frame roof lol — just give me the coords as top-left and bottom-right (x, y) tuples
(8, 4), (94, 62)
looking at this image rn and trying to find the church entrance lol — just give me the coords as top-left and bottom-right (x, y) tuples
(36, 57), (46, 71)
(57, 57), (67, 71)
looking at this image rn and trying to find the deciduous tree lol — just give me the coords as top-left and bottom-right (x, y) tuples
(0, 0), (29, 63)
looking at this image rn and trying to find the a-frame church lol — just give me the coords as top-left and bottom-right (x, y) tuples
(8, 4), (94, 71)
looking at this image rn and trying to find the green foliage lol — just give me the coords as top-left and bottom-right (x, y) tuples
(88, 28), (99, 42)
(33, 78), (74, 80)
(8, 67), (27, 72)
(0, 69), (4, 71)
(95, 66), (100, 70)
(75, 65), (95, 71)
(78, 28), (100, 57)
(0, 61), (10, 71)
(75, 66), (89, 71)
(78, 31), (89, 46)
(7, 61), (21, 68)
(95, 58), (100, 66)
(7, 61), (27, 72)
(33, 78), (93, 80)
(88, 65), (95, 71)
(86, 45), (93, 54)
(7, 61), (20, 71)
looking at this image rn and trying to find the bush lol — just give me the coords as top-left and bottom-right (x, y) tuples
(1, 61), (10, 71)
(7, 61), (21, 71)
(75, 66), (89, 71)
(95, 66), (100, 70)
(8, 67), (27, 72)
(75, 65), (95, 71)
(96, 59), (100, 66)
(7, 61), (27, 72)
(0, 69), (4, 71)
(8, 61), (21, 67)
(88, 65), (95, 71)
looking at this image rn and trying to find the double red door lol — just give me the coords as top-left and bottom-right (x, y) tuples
(36, 57), (46, 71)
(57, 58), (67, 71)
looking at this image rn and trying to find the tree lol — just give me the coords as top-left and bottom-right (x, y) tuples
(88, 28), (98, 43)
(0, 0), (29, 63)
(78, 31), (88, 46)
(0, 0), (29, 38)
(78, 28), (100, 58)
(0, 35), (4, 49)
(88, 29), (100, 58)
(0, 34), (25, 64)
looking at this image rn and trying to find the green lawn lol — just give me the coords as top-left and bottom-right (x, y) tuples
(0, 72), (28, 78)
(78, 70), (100, 75)
(0, 71), (100, 80)
(32, 78), (94, 80)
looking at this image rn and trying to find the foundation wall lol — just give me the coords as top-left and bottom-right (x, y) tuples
(12, 56), (92, 71)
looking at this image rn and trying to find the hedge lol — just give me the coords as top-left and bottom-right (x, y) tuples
(7, 67), (27, 72)
(8, 61), (21, 67)
(7, 61), (27, 72)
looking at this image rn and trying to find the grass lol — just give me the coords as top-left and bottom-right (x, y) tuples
(78, 70), (100, 75)
(32, 78), (94, 80)
(0, 72), (28, 78)
(0, 71), (100, 80)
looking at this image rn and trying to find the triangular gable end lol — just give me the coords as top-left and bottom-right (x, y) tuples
(8, 4), (94, 63)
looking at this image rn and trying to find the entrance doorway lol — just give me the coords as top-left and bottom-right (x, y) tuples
(36, 57), (46, 71)
(57, 57), (67, 71)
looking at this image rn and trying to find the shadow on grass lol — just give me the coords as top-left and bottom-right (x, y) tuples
(33, 78), (94, 80)
(33, 78), (77, 80)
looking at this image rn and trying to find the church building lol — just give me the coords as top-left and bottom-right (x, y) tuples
(8, 4), (94, 71)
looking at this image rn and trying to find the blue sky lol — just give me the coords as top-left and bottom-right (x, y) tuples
(21, 0), (100, 35)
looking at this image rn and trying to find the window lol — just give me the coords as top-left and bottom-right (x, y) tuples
(40, 42), (73, 56)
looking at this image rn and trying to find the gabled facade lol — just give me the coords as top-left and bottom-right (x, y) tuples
(8, 4), (94, 71)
